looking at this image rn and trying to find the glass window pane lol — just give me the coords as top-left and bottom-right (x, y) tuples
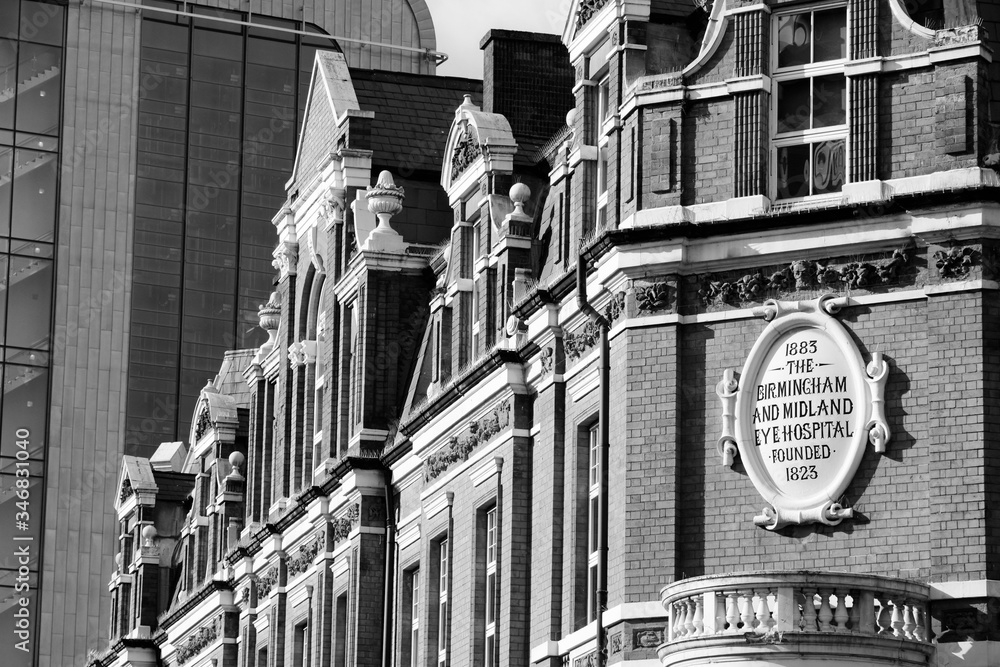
(6, 256), (51, 348)
(11, 148), (56, 242)
(15, 42), (61, 135)
(812, 140), (845, 194)
(19, 1), (65, 46)
(777, 144), (810, 199)
(813, 75), (846, 128)
(0, 476), (43, 568)
(1, 365), (48, 460)
(0, 40), (16, 130)
(777, 13), (810, 68)
(0, 147), (11, 236)
(777, 79), (810, 133)
(814, 8), (847, 62)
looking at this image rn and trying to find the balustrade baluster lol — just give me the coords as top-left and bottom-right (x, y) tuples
(712, 593), (726, 635)
(833, 590), (849, 632)
(740, 590), (755, 632)
(847, 592), (860, 632)
(726, 592), (740, 634)
(902, 601), (916, 640)
(875, 596), (892, 635)
(792, 591), (803, 631)
(671, 600), (684, 638)
(890, 598), (904, 638)
(913, 603), (927, 642)
(754, 590), (771, 634)
(693, 595), (705, 635)
(683, 598), (695, 636)
(818, 590), (834, 632)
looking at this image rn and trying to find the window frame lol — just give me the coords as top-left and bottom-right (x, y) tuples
(769, 1), (849, 202)
(484, 506), (498, 667)
(437, 538), (450, 667)
(586, 421), (600, 624)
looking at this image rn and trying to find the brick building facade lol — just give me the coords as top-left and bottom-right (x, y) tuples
(90, 1), (1000, 667)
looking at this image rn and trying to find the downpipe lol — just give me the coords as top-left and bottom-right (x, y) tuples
(577, 256), (610, 667)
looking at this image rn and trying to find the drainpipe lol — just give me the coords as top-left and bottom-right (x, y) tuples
(576, 256), (610, 667)
(382, 468), (396, 667)
(494, 457), (504, 667)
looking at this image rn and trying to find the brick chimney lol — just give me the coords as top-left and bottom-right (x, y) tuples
(480, 29), (575, 148)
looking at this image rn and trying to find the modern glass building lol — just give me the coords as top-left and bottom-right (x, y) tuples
(0, 1), (65, 664)
(0, 0), (443, 664)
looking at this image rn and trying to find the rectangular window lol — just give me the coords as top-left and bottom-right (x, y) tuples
(587, 422), (600, 623)
(485, 507), (497, 667)
(438, 540), (449, 667)
(772, 5), (847, 200)
(594, 76), (610, 231)
(334, 593), (348, 667)
(407, 569), (420, 667)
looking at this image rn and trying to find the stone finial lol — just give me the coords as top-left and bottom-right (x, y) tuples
(228, 451), (245, 476)
(363, 171), (405, 251)
(141, 524), (157, 547)
(504, 183), (532, 238)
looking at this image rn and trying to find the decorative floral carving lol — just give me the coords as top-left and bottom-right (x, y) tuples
(450, 124), (482, 181)
(610, 632), (623, 654)
(271, 242), (298, 279)
(176, 617), (221, 664)
(699, 246), (914, 306)
(424, 400), (513, 481)
(564, 321), (600, 360)
(934, 24), (984, 47)
(540, 346), (554, 375)
(257, 566), (278, 599)
(332, 504), (360, 545)
(636, 281), (672, 312)
(194, 408), (212, 441)
(603, 291), (626, 323)
(287, 533), (325, 578)
(934, 245), (979, 279)
(119, 478), (134, 504)
(634, 628), (664, 648)
(573, 651), (598, 667)
(575, 0), (610, 31)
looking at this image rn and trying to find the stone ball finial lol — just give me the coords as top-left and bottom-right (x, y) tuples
(566, 108), (577, 128)
(141, 524), (157, 545)
(229, 451), (245, 472)
(510, 183), (530, 206)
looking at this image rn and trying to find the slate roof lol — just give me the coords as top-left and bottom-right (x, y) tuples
(350, 68), (483, 174)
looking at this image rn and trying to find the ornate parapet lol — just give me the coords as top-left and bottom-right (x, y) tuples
(659, 571), (932, 667)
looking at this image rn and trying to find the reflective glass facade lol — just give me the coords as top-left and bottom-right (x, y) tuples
(126, 3), (338, 454)
(0, 1), (64, 663)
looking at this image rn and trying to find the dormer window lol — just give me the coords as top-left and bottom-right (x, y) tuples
(772, 4), (847, 200)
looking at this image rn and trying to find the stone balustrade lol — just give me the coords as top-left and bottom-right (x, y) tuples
(658, 571), (933, 667)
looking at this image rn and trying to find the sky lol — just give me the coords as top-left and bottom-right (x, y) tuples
(425, 0), (571, 79)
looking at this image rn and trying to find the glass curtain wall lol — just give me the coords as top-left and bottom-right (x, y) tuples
(127, 1), (337, 453)
(0, 1), (65, 663)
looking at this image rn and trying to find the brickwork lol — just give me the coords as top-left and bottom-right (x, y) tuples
(680, 100), (734, 205)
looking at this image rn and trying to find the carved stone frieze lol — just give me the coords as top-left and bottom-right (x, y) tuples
(575, 0), (610, 32)
(450, 124), (482, 182)
(119, 478), (134, 504)
(424, 399), (513, 481)
(367, 502), (386, 523)
(635, 281), (673, 313)
(194, 408), (212, 441)
(634, 628), (664, 648)
(175, 616), (222, 664)
(610, 631), (623, 654)
(564, 321), (600, 360)
(573, 650), (598, 667)
(332, 504), (360, 545)
(603, 291), (626, 323)
(287, 532), (325, 578)
(257, 566), (278, 599)
(933, 24), (985, 47)
(539, 346), (554, 375)
(934, 245), (979, 279)
(699, 246), (914, 307)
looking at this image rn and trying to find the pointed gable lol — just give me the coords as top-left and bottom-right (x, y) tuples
(116, 455), (158, 514)
(288, 50), (372, 192)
